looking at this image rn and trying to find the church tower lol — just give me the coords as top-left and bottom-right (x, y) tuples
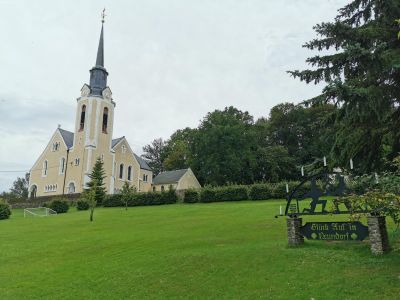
(66, 17), (116, 194)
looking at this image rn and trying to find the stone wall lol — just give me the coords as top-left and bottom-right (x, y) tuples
(286, 217), (304, 246)
(367, 215), (390, 255)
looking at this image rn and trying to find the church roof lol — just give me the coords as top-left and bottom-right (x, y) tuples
(58, 128), (74, 149)
(111, 137), (124, 148)
(111, 137), (152, 171)
(153, 169), (189, 185)
(134, 154), (152, 171)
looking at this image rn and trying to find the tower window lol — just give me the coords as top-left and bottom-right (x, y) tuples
(102, 107), (108, 133)
(143, 174), (148, 182)
(79, 105), (86, 131)
(119, 164), (124, 179)
(128, 166), (132, 181)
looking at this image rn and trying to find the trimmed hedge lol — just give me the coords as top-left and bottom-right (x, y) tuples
(103, 190), (178, 207)
(77, 200), (89, 210)
(249, 184), (273, 200)
(183, 189), (199, 203)
(0, 201), (11, 220)
(45, 199), (69, 213)
(200, 186), (248, 203)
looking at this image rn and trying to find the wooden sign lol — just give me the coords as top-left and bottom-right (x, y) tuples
(300, 222), (369, 241)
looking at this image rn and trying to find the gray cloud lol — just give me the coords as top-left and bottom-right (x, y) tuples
(0, 0), (349, 192)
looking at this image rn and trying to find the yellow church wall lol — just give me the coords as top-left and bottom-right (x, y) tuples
(113, 139), (141, 193)
(29, 130), (71, 197)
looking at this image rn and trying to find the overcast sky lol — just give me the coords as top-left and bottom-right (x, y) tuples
(0, 0), (349, 192)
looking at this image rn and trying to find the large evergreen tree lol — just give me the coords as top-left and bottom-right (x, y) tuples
(289, 0), (400, 173)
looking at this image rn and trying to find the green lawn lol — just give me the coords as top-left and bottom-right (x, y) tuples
(0, 201), (399, 299)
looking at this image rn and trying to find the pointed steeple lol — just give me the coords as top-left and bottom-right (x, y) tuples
(89, 12), (108, 97)
(95, 24), (104, 67)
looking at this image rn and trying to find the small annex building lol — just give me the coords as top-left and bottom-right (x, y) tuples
(152, 168), (201, 192)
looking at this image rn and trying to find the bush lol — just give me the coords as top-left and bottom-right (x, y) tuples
(184, 189), (199, 203)
(103, 194), (124, 207)
(0, 199), (11, 220)
(200, 187), (217, 203)
(249, 184), (273, 200)
(46, 199), (69, 213)
(129, 190), (178, 206)
(214, 186), (248, 202)
(76, 200), (89, 210)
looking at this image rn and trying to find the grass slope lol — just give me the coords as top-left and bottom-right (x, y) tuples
(0, 201), (399, 299)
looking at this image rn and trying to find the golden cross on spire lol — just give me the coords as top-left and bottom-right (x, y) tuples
(101, 8), (106, 23)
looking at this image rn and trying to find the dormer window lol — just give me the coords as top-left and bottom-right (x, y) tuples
(102, 107), (108, 133)
(79, 105), (86, 131)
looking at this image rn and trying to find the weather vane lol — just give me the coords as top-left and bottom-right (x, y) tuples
(101, 8), (106, 23)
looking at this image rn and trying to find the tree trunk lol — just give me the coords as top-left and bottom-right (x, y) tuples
(90, 208), (94, 222)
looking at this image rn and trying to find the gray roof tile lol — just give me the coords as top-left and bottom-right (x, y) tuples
(153, 169), (188, 185)
(58, 128), (74, 149)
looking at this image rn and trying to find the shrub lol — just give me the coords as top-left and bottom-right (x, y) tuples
(0, 199), (11, 220)
(46, 199), (69, 213)
(76, 200), (89, 210)
(200, 187), (217, 203)
(103, 194), (124, 207)
(271, 182), (288, 199)
(214, 185), (248, 202)
(249, 184), (273, 200)
(184, 189), (199, 203)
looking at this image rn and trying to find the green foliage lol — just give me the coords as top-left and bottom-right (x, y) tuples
(10, 173), (29, 200)
(199, 187), (217, 203)
(142, 138), (168, 176)
(46, 199), (69, 214)
(249, 184), (273, 200)
(0, 198), (11, 220)
(340, 191), (400, 228)
(191, 106), (257, 186)
(289, 0), (400, 173)
(103, 190), (178, 207)
(76, 200), (89, 211)
(121, 182), (135, 210)
(84, 157), (106, 221)
(85, 157), (106, 205)
(103, 194), (124, 207)
(183, 189), (199, 203)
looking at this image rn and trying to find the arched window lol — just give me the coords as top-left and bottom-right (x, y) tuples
(43, 160), (48, 176)
(68, 182), (75, 194)
(152, 186), (156, 192)
(79, 105), (86, 131)
(119, 164), (124, 179)
(59, 158), (66, 174)
(102, 107), (108, 133)
(161, 185), (165, 192)
(127, 166), (132, 181)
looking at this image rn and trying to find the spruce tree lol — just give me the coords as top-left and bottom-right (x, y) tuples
(85, 157), (106, 221)
(289, 0), (400, 173)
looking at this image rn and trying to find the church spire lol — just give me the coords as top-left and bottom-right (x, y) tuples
(89, 10), (108, 97)
(95, 24), (104, 67)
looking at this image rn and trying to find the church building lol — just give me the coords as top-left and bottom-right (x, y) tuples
(28, 20), (153, 198)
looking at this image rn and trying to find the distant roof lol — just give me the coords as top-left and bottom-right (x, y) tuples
(111, 137), (152, 171)
(153, 169), (188, 185)
(58, 128), (74, 149)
